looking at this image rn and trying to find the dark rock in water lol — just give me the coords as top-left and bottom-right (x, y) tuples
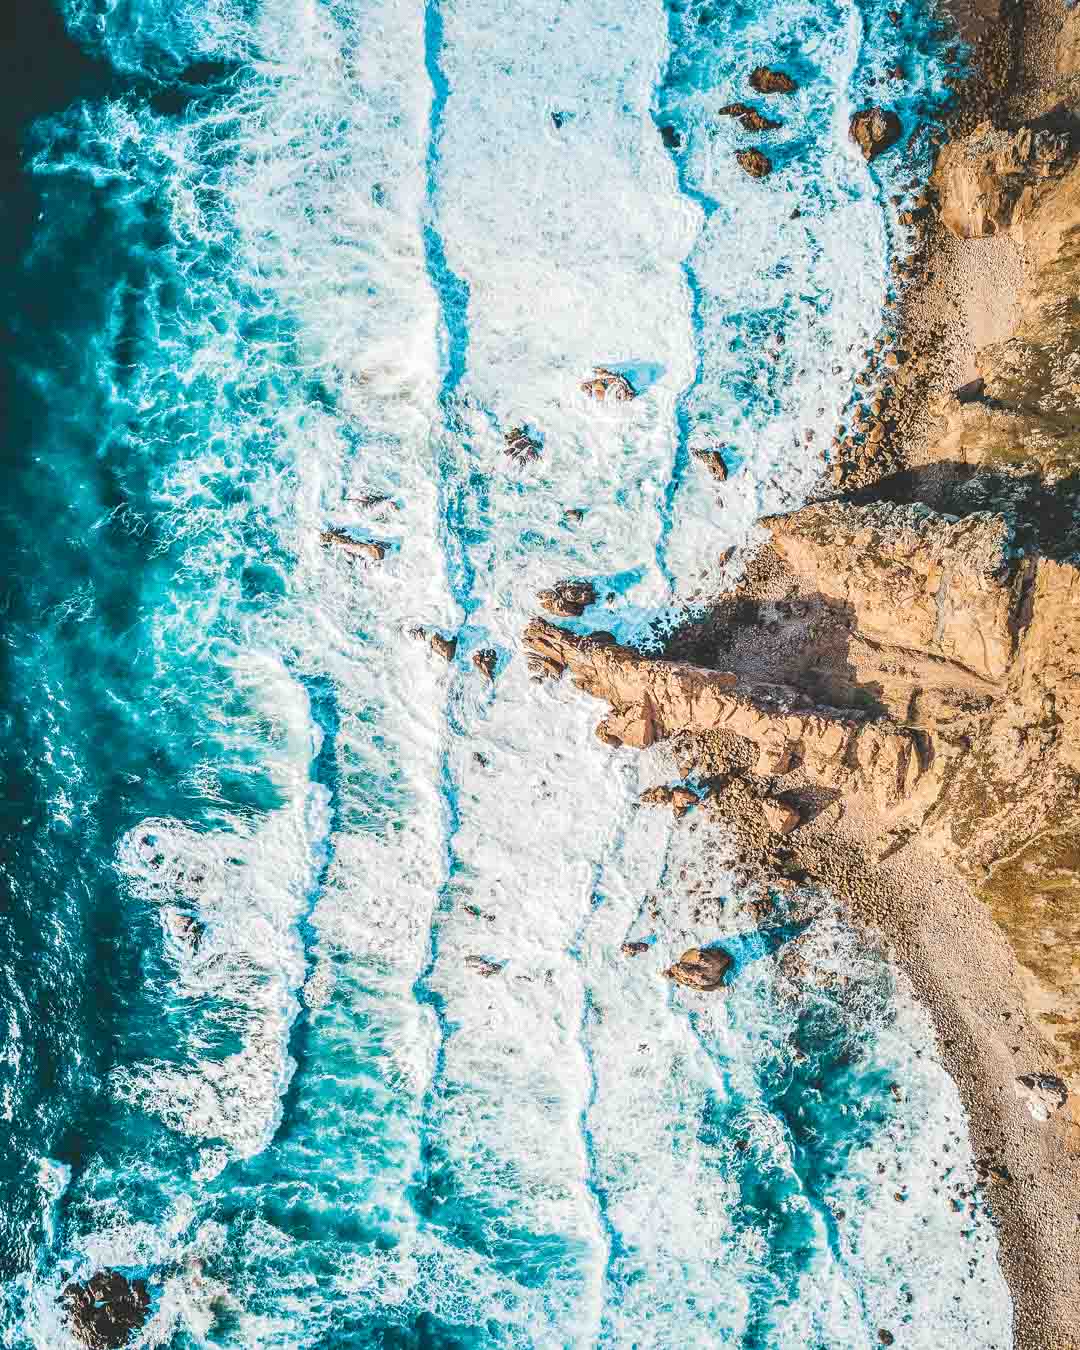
(550, 109), (572, 130)
(849, 108), (903, 161)
(430, 633), (457, 662)
(537, 579), (596, 618)
(581, 367), (636, 402)
(692, 447), (729, 481)
(717, 103), (782, 133)
(736, 149), (773, 179)
(350, 492), (397, 512)
(659, 124), (682, 150)
(504, 426), (542, 465)
(319, 529), (385, 562)
(749, 66), (797, 94)
(663, 946), (733, 991)
(586, 630), (618, 645)
(61, 1271), (151, 1348)
(621, 941), (649, 957)
(473, 648), (498, 682)
(465, 954), (503, 977)
(564, 507), (586, 523)
(878, 1331), (895, 1346)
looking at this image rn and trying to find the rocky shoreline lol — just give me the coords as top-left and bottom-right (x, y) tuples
(522, 2), (1080, 1345)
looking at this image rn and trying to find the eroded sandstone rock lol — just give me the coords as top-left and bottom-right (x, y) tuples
(664, 946), (733, 991)
(933, 121), (1072, 239)
(736, 149), (773, 179)
(850, 107), (902, 161)
(319, 529), (385, 562)
(749, 67), (797, 94)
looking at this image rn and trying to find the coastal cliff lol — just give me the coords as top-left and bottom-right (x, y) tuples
(524, 15), (1080, 1343)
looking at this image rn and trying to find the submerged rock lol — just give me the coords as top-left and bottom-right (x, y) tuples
(749, 66), (797, 94)
(663, 946), (733, 991)
(580, 367), (636, 403)
(849, 107), (902, 161)
(736, 149), (773, 179)
(1013, 1072), (1069, 1121)
(61, 1271), (151, 1348)
(504, 426), (542, 465)
(472, 648), (498, 682)
(319, 529), (385, 562)
(717, 103), (782, 133)
(537, 579), (597, 618)
(465, 954), (503, 977)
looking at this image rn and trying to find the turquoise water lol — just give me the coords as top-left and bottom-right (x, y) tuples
(0, 0), (1012, 1345)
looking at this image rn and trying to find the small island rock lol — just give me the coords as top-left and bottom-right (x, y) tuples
(663, 946), (733, 991)
(850, 107), (903, 161)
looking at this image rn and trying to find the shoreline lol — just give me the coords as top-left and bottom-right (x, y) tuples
(801, 0), (1080, 1341)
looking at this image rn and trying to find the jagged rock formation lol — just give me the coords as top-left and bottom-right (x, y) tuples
(537, 580), (596, 618)
(580, 367), (636, 402)
(849, 108), (902, 161)
(524, 495), (1080, 1077)
(749, 67), (796, 94)
(319, 529), (385, 561)
(61, 1271), (151, 1348)
(933, 121), (1073, 238)
(663, 946), (733, 991)
(717, 103), (781, 133)
(736, 149), (772, 179)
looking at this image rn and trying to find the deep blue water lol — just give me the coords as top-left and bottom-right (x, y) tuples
(0, 0), (1012, 1345)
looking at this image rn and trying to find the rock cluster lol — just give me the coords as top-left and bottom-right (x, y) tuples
(718, 103), (781, 133)
(504, 427), (542, 465)
(61, 1271), (150, 1348)
(537, 580), (596, 618)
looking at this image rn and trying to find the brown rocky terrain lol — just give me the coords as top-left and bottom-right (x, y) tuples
(523, 8), (1080, 1336)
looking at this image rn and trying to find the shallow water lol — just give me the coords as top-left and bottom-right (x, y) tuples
(0, 0), (1012, 1345)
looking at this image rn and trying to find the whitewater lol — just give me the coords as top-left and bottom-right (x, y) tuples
(0, 0), (1013, 1345)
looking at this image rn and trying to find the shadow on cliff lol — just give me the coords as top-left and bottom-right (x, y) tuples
(835, 460), (1080, 561)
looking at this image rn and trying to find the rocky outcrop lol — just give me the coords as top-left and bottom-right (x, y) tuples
(849, 108), (902, 161)
(692, 447), (729, 481)
(639, 784), (698, 818)
(465, 955), (503, 977)
(537, 580), (596, 618)
(1013, 1072), (1069, 1121)
(749, 67), (797, 95)
(62, 1271), (151, 1348)
(664, 946), (733, 991)
(581, 367), (636, 402)
(473, 649), (498, 682)
(717, 103), (781, 133)
(430, 633), (457, 662)
(504, 427), (541, 465)
(932, 121), (1072, 239)
(319, 529), (385, 561)
(621, 940), (649, 957)
(736, 149), (772, 179)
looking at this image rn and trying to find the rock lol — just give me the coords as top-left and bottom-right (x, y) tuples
(61, 1271), (151, 1348)
(350, 493), (397, 512)
(932, 121), (1072, 239)
(974, 1157), (1011, 1184)
(878, 1332), (895, 1347)
(849, 108), (903, 161)
(692, 447), (729, 482)
(465, 955), (503, 977)
(621, 941), (650, 957)
(717, 103), (782, 133)
(581, 367), (636, 402)
(319, 529), (385, 562)
(749, 67), (797, 94)
(736, 149), (773, 179)
(659, 124), (682, 150)
(564, 508), (586, 523)
(639, 785), (699, 818)
(430, 633), (457, 662)
(663, 946), (733, 991)
(1013, 1072), (1069, 1121)
(763, 798), (801, 835)
(472, 649), (498, 682)
(537, 579), (597, 618)
(504, 427), (542, 464)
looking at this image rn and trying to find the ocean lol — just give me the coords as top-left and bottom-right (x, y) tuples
(0, 0), (1013, 1344)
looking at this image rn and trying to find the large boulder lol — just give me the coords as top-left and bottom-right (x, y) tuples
(736, 149), (773, 179)
(537, 580), (596, 618)
(749, 67), (797, 94)
(664, 946), (733, 991)
(61, 1271), (151, 1348)
(849, 108), (902, 161)
(933, 122), (1072, 239)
